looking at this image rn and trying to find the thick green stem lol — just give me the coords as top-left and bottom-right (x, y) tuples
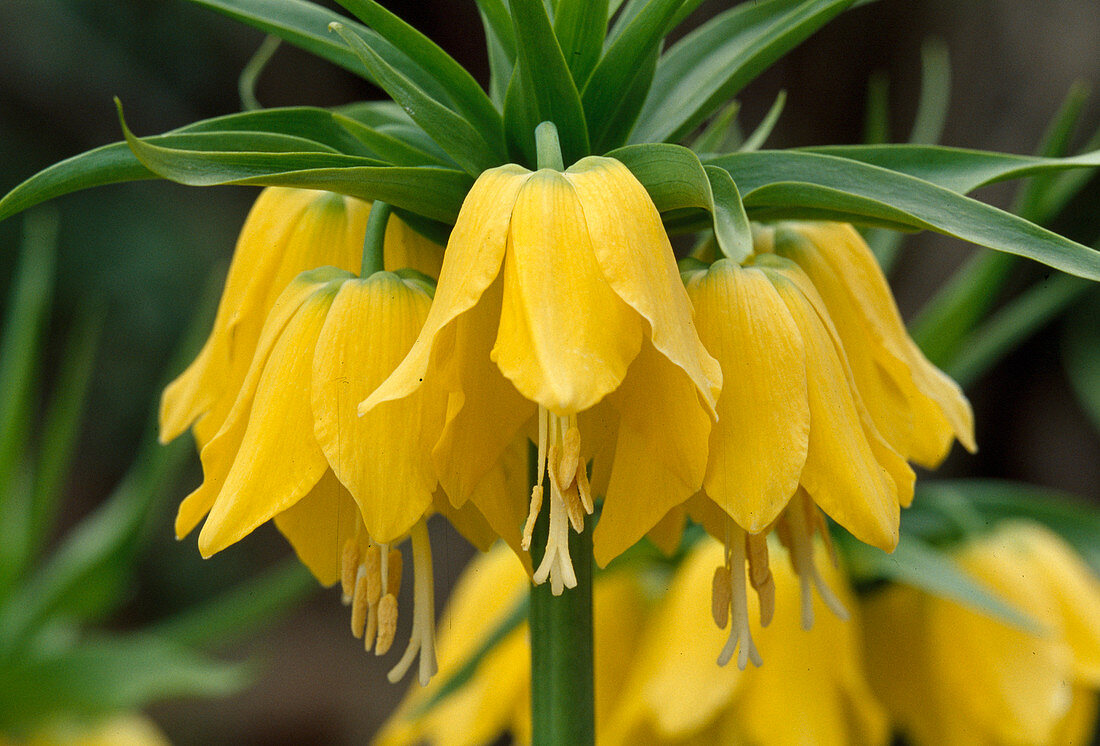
(360, 201), (391, 277)
(535, 121), (565, 171)
(529, 506), (594, 746)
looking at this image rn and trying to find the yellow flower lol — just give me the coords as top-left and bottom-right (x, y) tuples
(862, 521), (1100, 745)
(2, 713), (170, 746)
(602, 536), (888, 746)
(377, 537), (886, 746)
(362, 157), (722, 591)
(675, 221), (973, 667)
(159, 186), (442, 449)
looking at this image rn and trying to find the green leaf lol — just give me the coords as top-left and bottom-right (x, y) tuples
(581, 0), (682, 152)
(0, 633), (250, 731)
(476, 0), (518, 64)
(632, 0), (853, 144)
(480, 3), (517, 107)
(508, 0), (590, 165)
(118, 106), (472, 224)
(690, 101), (741, 155)
(1014, 82), (1093, 222)
(801, 143), (1100, 195)
(0, 211), (58, 596)
(329, 23), (501, 175)
(554, 0), (608, 86)
(1063, 293), (1100, 436)
(706, 150), (1100, 280)
(0, 107), (380, 225)
(908, 38), (951, 146)
(151, 560), (315, 648)
(862, 70), (890, 145)
(838, 531), (1040, 632)
(238, 35), (282, 112)
(185, 0), (452, 101)
(333, 0), (506, 157)
(913, 480), (1100, 576)
(944, 273), (1090, 388)
(608, 143), (752, 261)
(333, 114), (454, 167)
(738, 89), (786, 152)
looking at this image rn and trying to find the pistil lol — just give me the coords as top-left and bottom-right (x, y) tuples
(779, 491), (849, 630)
(388, 520), (438, 686)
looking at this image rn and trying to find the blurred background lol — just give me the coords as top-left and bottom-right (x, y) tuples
(1, 1), (1098, 742)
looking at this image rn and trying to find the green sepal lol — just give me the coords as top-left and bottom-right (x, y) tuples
(609, 143), (758, 263)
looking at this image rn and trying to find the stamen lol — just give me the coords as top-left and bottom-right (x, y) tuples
(531, 481), (578, 595)
(375, 593), (398, 655)
(380, 542), (391, 596)
(784, 494), (849, 630)
(711, 566), (731, 629)
(746, 533), (775, 628)
(387, 547), (403, 596)
(716, 523), (763, 669)
(388, 520), (439, 686)
(350, 565), (369, 638)
(340, 539), (360, 605)
(575, 459), (593, 514)
(558, 426), (581, 487)
(521, 485), (543, 552)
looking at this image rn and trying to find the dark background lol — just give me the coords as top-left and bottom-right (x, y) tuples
(1, 1), (1099, 742)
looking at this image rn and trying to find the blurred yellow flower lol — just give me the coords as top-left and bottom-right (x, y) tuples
(159, 186), (442, 449)
(862, 521), (1100, 745)
(362, 157), (722, 591)
(676, 221), (974, 667)
(2, 713), (170, 746)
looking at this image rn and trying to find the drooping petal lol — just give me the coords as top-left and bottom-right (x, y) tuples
(159, 187), (320, 443)
(593, 343), (712, 567)
(763, 267), (900, 552)
(273, 469), (364, 586)
(175, 268), (347, 539)
(312, 273), (443, 544)
(492, 169), (644, 414)
(383, 214), (445, 279)
(197, 285), (339, 557)
(566, 156), (722, 414)
(686, 260), (809, 532)
(362, 165), (530, 412)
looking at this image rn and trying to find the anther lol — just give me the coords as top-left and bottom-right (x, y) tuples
(350, 566), (369, 638)
(521, 484), (543, 552)
(375, 593), (399, 655)
(387, 548), (403, 597)
(341, 539), (360, 604)
(746, 533), (775, 627)
(711, 566), (732, 629)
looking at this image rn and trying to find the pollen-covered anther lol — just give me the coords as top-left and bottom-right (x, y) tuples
(716, 523), (763, 670)
(782, 492), (849, 630)
(746, 532), (776, 627)
(340, 539), (360, 604)
(350, 566), (369, 638)
(711, 566), (732, 629)
(375, 593), (399, 655)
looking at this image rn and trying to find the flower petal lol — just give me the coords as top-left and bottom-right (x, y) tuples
(383, 213), (445, 279)
(273, 469), (363, 586)
(492, 170), (644, 414)
(593, 343), (711, 567)
(197, 285), (338, 557)
(687, 261), (809, 532)
(566, 156), (722, 414)
(362, 165), (530, 412)
(175, 269), (346, 539)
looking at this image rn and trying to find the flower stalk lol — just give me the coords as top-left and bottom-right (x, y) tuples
(361, 201), (392, 277)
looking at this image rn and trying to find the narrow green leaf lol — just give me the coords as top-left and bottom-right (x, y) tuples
(334, 114), (454, 167)
(691, 101), (742, 155)
(508, 0), (590, 164)
(1063, 293), (1100, 437)
(554, 0), (609, 86)
(739, 90), (787, 152)
(185, 0), (453, 101)
(329, 23), (500, 175)
(908, 38), (951, 145)
(581, 0), (682, 151)
(480, 4), (517, 107)
(0, 633), (251, 731)
(118, 106), (471, 224)
(1015, 82), (1092, 221)
(0, 107), (380, 225)
(608, 143), (752, 261)
(475, 0), (518, 62)
(334, 0), (505, 156)
(707, 150), (1100, 280)
(239, 35), (282, 111)
(945, 273), (1091, 388)
(839, 532), (1040, 632)
(151, 560), (315, 648)
(632, 0), (853, 144)
(863, 69), (890, 145)
(914, 480), (1100, 575)
(27, 305), (106, 563)
(801, 143), (1100, 195)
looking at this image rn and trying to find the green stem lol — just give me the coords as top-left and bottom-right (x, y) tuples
(361, 201), (392, 277)
(535, 121), (565, 171)
(529, 507), (594, 746)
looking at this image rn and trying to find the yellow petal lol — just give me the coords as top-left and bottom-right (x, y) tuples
(383, 213), (445, 279)
(159, 187), (320, 443)
(687, 261), (809, 532)
(460, 437), (532, 568)
(312, 274), (443, 543)
(593, 343), (712, 567)
(492, 169), (644, 414)
(765, 268), (900, 551)
(273, 469), (362, 586)
(362, 165), (530, 412)
(431, 277), (535, 506)
(197, 285), (338, 557)
(175, 269), (345, 539)
(565, 156), (722, 414)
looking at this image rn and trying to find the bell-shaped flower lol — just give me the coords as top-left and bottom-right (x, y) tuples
(362, 157), (722, 591)
(159, 187), (442, 448)
(862, 520), (1100, 745)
